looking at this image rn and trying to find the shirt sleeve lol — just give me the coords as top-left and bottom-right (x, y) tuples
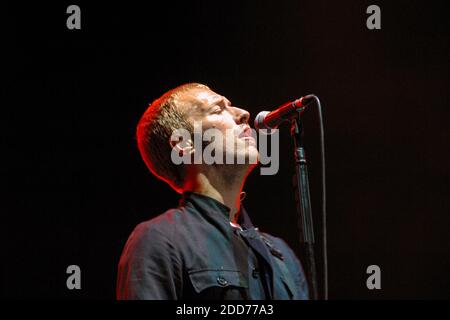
(271, 237), (310, 300)
(286, 246), (309, 300)
(116, 221), (182, 300)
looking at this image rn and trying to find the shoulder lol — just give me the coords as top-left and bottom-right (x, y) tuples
(260, 232), (300, 263)
(121, 207), (190, 256)
(260, 232), (292, 252)
(129, 207), (187, 240)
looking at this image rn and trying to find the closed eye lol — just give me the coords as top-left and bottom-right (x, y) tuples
(210, 105), (225, 114)
(208, 97), (231, 114)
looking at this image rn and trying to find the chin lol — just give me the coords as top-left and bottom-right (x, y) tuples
(240, 149), (259, 165)
(249, 148), (259, 162)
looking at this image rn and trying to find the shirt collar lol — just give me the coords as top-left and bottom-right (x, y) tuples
(180, 191), (256, 230)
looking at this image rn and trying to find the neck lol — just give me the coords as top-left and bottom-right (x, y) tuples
(183, 166), (249, 223)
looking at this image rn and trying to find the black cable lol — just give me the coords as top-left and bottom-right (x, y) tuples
(312, 96), (328, 300)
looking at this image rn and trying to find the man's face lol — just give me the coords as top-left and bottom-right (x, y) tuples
(177, 87), (259, 165)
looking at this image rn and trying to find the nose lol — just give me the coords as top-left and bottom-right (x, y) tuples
(233, 107), (250, 125)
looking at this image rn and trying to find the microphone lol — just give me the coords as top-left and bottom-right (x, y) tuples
(254, 95), (315, 130)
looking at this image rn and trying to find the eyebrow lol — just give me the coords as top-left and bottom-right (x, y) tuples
(207, 96), (231, 109)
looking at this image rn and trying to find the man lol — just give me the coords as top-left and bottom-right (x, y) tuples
(116, 83), (309, 299)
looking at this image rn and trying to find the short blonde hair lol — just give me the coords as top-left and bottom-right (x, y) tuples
(136, 83), (209, 192)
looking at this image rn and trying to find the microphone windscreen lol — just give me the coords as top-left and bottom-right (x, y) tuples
(254, 111), (270, 130)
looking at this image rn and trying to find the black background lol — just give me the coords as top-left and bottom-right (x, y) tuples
(3, 1), (448, 299)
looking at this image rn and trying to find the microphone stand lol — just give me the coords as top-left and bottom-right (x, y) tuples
(291, 109), (318, 300)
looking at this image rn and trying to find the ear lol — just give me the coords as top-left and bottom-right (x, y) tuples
(170, 137), (195, 157)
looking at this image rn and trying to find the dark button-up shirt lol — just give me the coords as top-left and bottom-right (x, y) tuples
(116, 192), (309, 300)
